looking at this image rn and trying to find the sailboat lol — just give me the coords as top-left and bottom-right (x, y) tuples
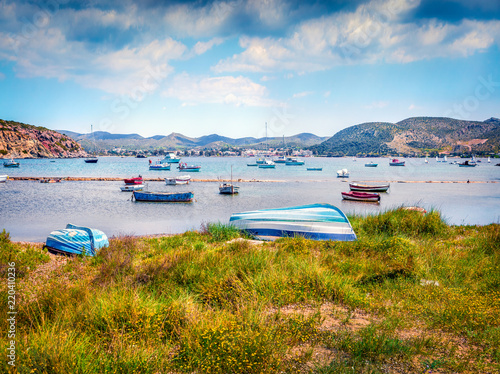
(219, 165), (239, 194)
(84, 125), (98, 163)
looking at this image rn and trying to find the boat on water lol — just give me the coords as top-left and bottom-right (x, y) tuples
(458, 160), (477, 167)
(120, 184), (144, 192)
(178, 162), (201, 172)
(0, 175), (8, 183)
(219, 183), (239, 194)
(273, 156), (287, 164)
(166, 175), (191, 185)
(285, 157), (305, 165)
(163, 153), (181, 163)
(436, 156), (448, 163)
(84, 125), (99, 163)
(364, 162), (378, 167)
(136, 154), (147, 158)
(389, 158), (405, 166)
(307, 167), (322, 171)
(337, 169), (349, 178)
(132, 190), (194, 202)
(258, 159), (276, 168)
(349, 182), (390, 192)
(247, 163), (258, 167)
(3, 158), (20, 168)
(256, 158), (265, 164)
(341, 191), (380, 203)
(124, 176), (143, 185)
(149, 160), (171, 170)
(229, 203), (357, 241)
(43, 224), (109, 256)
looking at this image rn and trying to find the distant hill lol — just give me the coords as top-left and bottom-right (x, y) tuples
(1, 120), (87, 158)
(60, 130), (328, 151)
(310, 117), (500, 156)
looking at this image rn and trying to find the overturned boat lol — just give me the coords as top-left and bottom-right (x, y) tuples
(44, 224), (109, 256)
(229, 203), (356, 241)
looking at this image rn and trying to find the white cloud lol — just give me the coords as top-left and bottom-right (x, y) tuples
(162, 73), (276, 107)
(191, 38), (225, 56)
(365, 101), (389, 109)
(292, 91), (313, 99)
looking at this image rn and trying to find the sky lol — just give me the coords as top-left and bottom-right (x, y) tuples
(0, 0), (499, 139)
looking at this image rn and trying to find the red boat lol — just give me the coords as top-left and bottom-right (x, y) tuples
(341, 191), (380, 202)
(124, 176), (143, 185)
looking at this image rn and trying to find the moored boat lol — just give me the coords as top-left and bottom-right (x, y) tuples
(247, 163), (258, 167)
(3, 158), (20, 168)
(307, 167), (322, 171)
(337, 169), (349, 178)
(120, 184), (144, 191)
(124, 176), (143, 185)
(273, 156), (287, 164)
(458, 160), (476, 167)
(364, 162), (378, 167)
(166, 175), (191, 185)
(349, 182), (390, 192)
(132, 190), (194, 202)
(341, 191), (380, 202)
(285, 157), (305, 165)
(163, 153), (181, 163)
(0, 174), (8, 183)
(389, 158), (405, 166)
(44, 224), (109, 256)
(149, 160), (171, 170)
(258, 159), (276, 168)
(229, 203), (357, 241)
(219, 183), (239, 194)
(178, 162), (201, 172)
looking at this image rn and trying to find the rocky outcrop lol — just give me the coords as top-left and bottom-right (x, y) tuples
(0, 120), (88, 158)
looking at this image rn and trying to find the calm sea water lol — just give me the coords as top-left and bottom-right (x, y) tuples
(1, 156), (499, 241)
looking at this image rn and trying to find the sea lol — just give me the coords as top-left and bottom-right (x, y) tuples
(1, 156), (499, 242)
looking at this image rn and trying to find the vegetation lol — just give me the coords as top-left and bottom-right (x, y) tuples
(1, 209), (499, 373)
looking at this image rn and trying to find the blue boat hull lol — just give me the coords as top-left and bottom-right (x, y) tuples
(44, 224), (108, 256)
(230, 203), (357, 241)
(133, 191), (194, 202)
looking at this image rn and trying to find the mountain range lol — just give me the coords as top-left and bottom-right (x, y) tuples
(310, 117), (500, 156)
(58, 130), (329, 151)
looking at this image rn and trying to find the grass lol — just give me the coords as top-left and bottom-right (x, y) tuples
(1, 210), (499, 373)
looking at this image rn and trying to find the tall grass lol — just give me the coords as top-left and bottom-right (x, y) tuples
(3, 209), (500, 373)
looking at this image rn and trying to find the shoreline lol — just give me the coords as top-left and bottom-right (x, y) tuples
(6, 176), (499, 184)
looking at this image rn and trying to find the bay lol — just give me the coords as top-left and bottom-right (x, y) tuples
(1, 156), (499, 241)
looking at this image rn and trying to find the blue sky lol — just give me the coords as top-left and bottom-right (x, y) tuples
(1, 0), (499, 138)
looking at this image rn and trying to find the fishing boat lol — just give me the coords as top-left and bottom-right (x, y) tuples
(124, 176), (143, 185)
(285, 157), (305, 165)
(229, 203), (357, 241)
(258, 159), (276, 168)
(273, 156), (287, 164)
(166, 175), (191, 185)
(341, 191), (380, 202)
(219, 166), (239, 194)
(84, 125), (99, 163)
(256, 158), (265, 165)
(120, 184), (144, 191)
(132, 190), (194, 202)
(163, 153), (181, 163)
(458, 160), (477, 167)
(389, 158), (405, 166)
(149, 160), (171, 170)
(307, 167), (322, 171)
(3, 158), (19, 168)
(178, 162), (201, 172)
(0, 175), (8, 183)
(364, 161), (378, 167)
(43, 224), (109, 256)
(337, 169), (349, 178)
(349, 182), (390, 192)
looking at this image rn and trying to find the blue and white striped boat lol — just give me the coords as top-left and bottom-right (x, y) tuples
(44, 224), (109, 256)
(229, 203), (356, 241)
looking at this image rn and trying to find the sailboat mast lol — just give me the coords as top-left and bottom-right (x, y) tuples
(265, 122), (268, 151)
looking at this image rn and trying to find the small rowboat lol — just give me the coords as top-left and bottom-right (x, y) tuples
(229, 203), (357, 241)
(124, 176), (143, 185)
(133, 190), (194, 202)
(178, 162), (201, 172)
(364, 162), (378, 167)
(389, 158), (405, 166)
(44, 224), (109, 256)
(219, 183), (239, 194)
(166, 175), (191, 185)
(349, 182), (390, 192)
(341, 191), (380, 202)
(120, 184), (144, 191)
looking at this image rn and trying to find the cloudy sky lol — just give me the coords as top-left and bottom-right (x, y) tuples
(1, 0), (499, 138)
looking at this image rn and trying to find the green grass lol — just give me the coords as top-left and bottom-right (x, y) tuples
(1, 209), (499, 373)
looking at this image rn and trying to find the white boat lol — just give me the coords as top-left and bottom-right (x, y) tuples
(273, 156), (287, 164)
(120, 184), (144, 192)
(0, 175), (8, 183)
(3, 158), (20, 168)
(258, 159), (276, 168)
(163, 153), (181, 163)
(488, 157), (491, 163)
(337, 169), (349, 178)
(220, 166), (239, 194)
(149, 160), (171, 170)
(285, 157), (305, 165)
(84, 125), (98, 163)
(229, 203), (357, 241)
(364, 161), (378, 167)
(166, 175), (191, 185)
